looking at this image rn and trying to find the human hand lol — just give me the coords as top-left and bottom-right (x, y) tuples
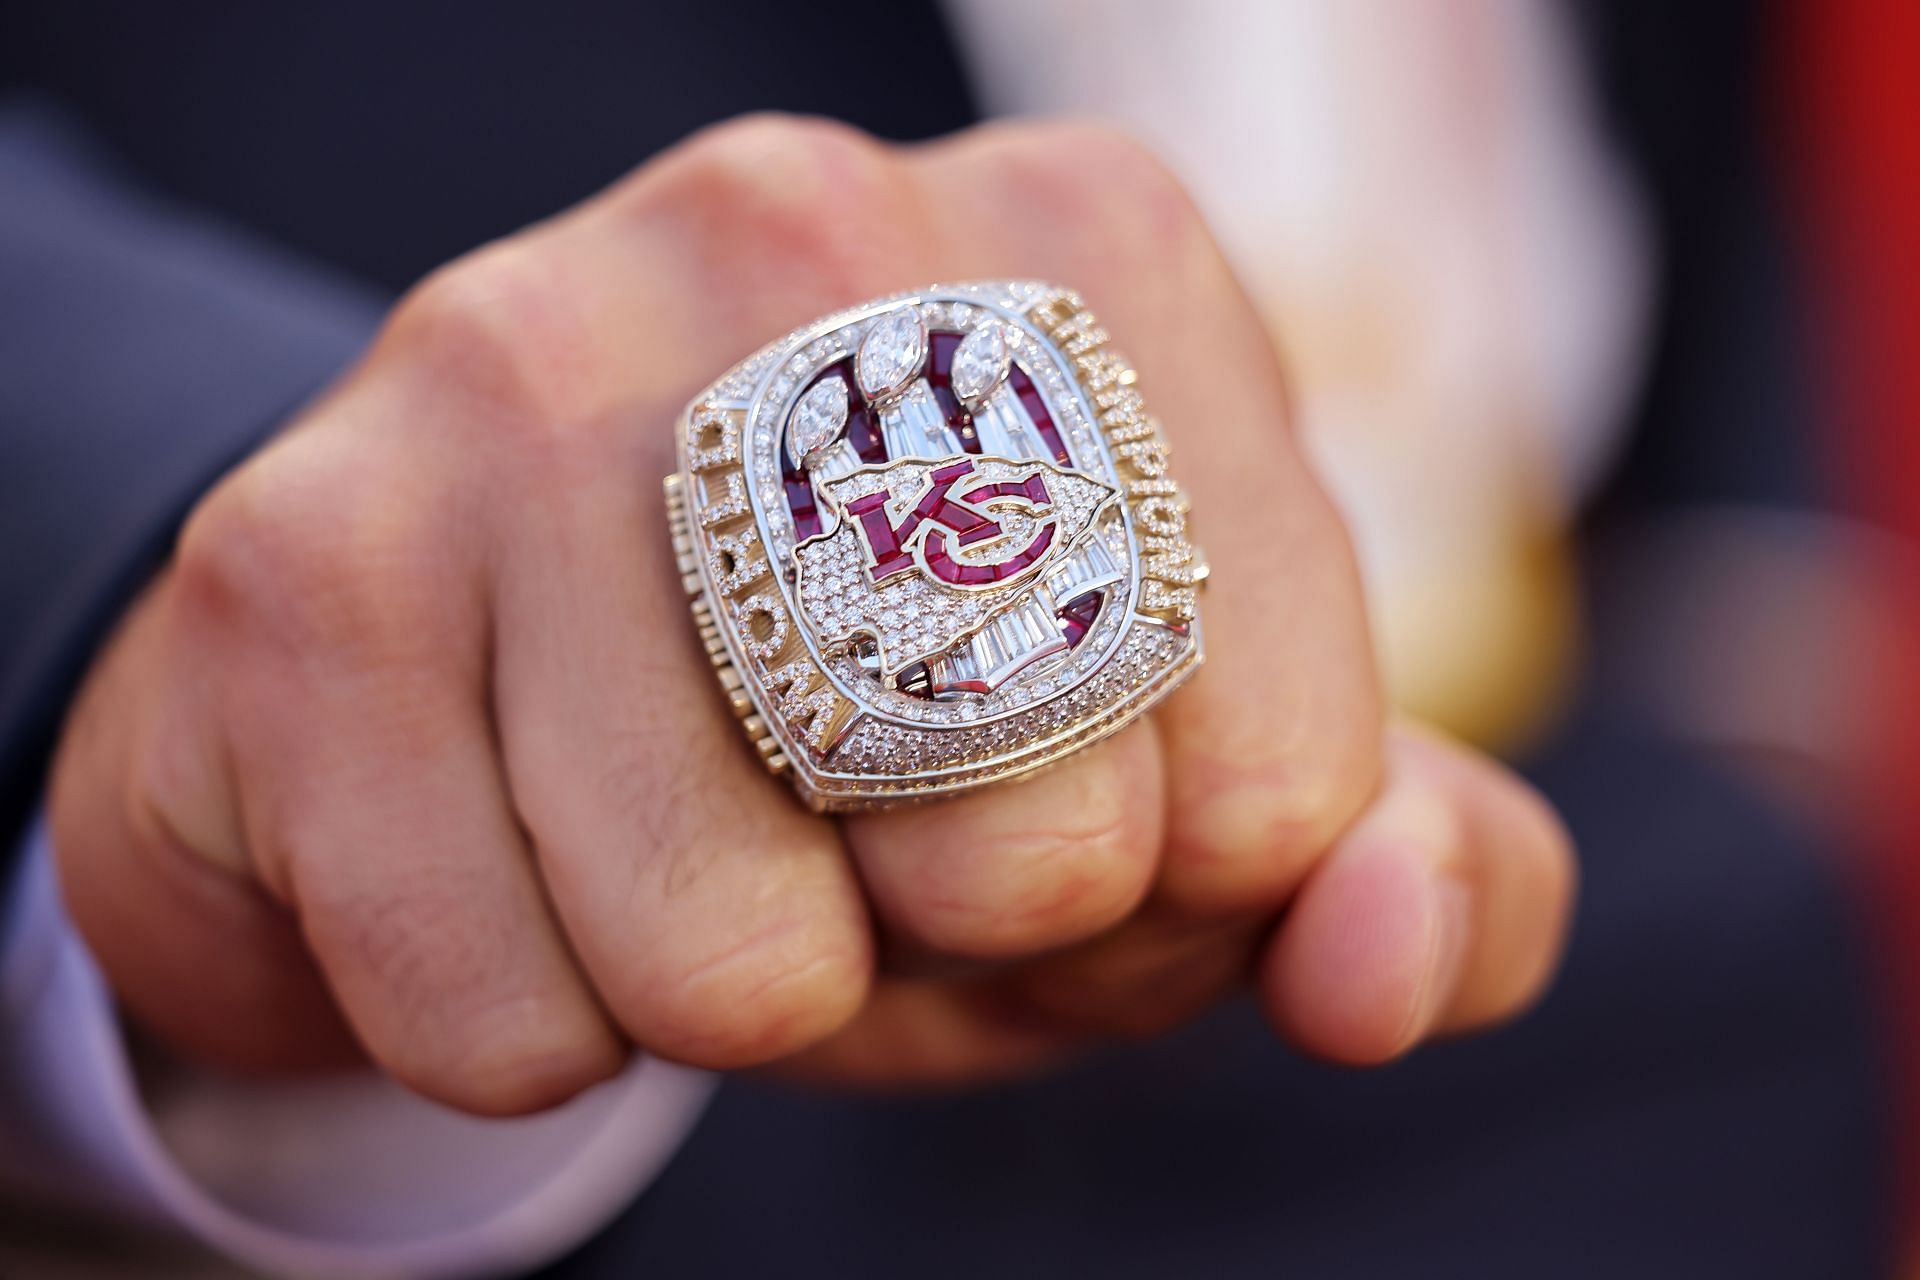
(49, 116), (1574, 1111)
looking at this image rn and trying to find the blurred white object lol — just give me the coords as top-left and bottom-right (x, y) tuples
(944, 0), (1654, 741)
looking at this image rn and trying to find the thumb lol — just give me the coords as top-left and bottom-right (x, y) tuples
(1260, 721), (1577, 1063)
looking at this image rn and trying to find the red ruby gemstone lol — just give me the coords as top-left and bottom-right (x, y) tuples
(1007, 362), (1072, 466)
(1057, 590), (1103, 648)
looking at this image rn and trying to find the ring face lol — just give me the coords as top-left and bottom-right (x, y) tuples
(666, 282), (1205, 810)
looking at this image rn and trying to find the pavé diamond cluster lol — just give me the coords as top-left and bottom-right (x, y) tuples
(665, 282), (1206, 810)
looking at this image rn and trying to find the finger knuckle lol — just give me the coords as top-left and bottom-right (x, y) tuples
(617, 904), (870, 1069)
(173, 468), (356, 647)
(916, 808), (1154, 957)
(383, 242), (596, 424)
(175, 452), (460, 694)
(665, 112), (896, 215)
(981, 118), (1204, 251)
(632, 113), (904, 299)
(294, 860), (618, 1114)
(1041, 119), (1183, 189)
(686, 111), (885, 175)
(1168, 736), (1382, 915)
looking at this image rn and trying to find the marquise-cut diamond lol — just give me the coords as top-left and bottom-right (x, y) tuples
(949, 322), (1011, 404)
(787, 376), (849, 466)
(856, 311), (927, 401)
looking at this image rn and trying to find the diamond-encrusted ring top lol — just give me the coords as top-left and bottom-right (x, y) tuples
(664, 282), (1205, 811)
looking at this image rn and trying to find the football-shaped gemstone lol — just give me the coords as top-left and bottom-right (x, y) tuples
(787, 375), (849, 467)
(855, 310), (928, 401)
(948, 322), (1012, 405)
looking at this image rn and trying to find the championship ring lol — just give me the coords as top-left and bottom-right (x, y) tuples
(664, 282), (1205, 810)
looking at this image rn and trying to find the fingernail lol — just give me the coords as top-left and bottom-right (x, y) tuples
(1412, 872), (1473, 1043)
(1349, 763), (1470, 1054)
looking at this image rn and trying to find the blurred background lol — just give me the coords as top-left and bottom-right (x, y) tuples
(4, 0), (1917, 1275)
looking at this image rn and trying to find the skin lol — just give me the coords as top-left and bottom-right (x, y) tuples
(47, 115), (1577, 1114)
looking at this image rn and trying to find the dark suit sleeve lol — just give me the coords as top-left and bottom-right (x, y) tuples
(0, 98), (385, 857)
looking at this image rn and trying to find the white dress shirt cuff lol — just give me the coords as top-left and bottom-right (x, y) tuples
(0, 817), (712, 1278)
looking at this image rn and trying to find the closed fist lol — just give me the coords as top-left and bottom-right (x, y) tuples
(50, 115), (1575, 1114)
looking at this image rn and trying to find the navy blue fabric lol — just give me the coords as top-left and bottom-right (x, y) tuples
(1, 1), (982, 296)
(1575, 0), (1831, 520)
(541, 716), (1893, 1279)
(0, 102), (384, 858)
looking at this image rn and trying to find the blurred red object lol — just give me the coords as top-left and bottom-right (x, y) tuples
(1784, 0), (1920, 1245)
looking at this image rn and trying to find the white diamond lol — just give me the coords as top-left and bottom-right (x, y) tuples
(856, 311), (927, 400)
(949, 322), (1011, 405)
(788, 377), (849, 466)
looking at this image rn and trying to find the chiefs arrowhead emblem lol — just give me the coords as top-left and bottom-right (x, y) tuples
(794, 455), (1118, 679)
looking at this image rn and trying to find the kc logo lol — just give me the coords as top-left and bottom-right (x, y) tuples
(845, 458), (1058, 589)
(794, 452), (1118, 679)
